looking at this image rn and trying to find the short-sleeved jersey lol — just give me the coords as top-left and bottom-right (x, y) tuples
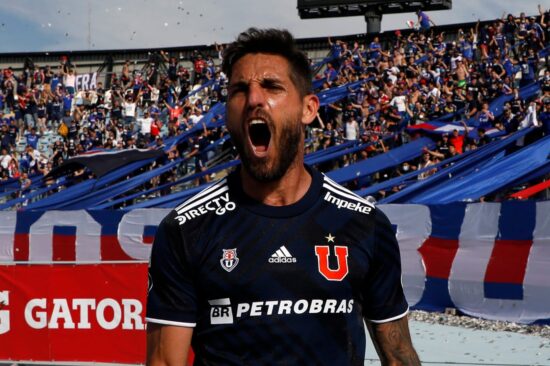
(146, 167), (408, 365)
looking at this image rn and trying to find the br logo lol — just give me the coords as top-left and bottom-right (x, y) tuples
(314, 246), (349, 281)
(0, 291), (9, 334)
(208, 298), (234, 325)
(220, 249), (239, 272)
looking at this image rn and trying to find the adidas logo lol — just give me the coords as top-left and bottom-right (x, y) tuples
(268, 245), (297, 263)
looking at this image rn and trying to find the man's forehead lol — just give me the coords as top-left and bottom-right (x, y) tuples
(230, 53), (291, 82)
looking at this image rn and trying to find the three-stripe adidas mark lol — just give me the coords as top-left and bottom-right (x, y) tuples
(268, 245), (297, 263)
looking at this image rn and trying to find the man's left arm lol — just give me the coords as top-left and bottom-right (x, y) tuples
(362, 208), (420, 365)
(366, 317), (420, 366)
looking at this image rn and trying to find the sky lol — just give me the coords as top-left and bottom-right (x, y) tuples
(0, 0), (543, 53)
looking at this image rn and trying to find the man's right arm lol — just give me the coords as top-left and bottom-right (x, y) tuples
(146, 215), (198, 365)
(147, 323), (193, 366)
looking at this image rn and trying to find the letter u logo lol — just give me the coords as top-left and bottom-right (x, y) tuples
(315, 246), (349, 281)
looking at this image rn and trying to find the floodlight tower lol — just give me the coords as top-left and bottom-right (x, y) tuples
(297, 0), (452, 34)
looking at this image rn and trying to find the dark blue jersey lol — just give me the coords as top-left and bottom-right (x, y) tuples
(146, 167), (408, 365)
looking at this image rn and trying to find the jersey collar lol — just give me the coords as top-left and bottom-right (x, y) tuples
(227, 165), (323, 218)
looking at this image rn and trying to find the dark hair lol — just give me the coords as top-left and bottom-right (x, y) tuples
(222, 28), (312, 96)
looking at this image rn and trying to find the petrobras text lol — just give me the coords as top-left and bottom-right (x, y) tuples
(208, 298), (354, 325)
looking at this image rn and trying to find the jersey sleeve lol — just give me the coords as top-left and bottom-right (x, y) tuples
(146, 213), (197, 327)
(361, 208), (409, 323)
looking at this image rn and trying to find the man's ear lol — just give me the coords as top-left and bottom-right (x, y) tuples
(301, 94), (320, 126)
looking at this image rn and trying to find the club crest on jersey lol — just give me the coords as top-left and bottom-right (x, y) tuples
(315, 245), (349, 281)
(220, 248), (239, 272)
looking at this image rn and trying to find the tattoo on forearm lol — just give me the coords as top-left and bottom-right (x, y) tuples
(369, 318), (421, 366)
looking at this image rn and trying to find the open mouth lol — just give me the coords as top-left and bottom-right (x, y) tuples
(248, 119), (271, 156)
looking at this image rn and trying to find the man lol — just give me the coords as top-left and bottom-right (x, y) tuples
(416, 9), (436, 33)
(1, 124), (11, 151)
(344, 116), (359, 140)
(449, 120), (469, 154)
(0, 147), (12, 170)
(146, 28), (418, 366)
(188, 107), (204, 125)
(476, 102), (495, 129)
(138, 111), (153, 139)
(25, 127), (40, 150)
(498, 105), (520, 133)
(164, 100), (184, 126)
(417, 151), (436, 180)
(540, 102), (550, 136)
(369, 36), (382, 60)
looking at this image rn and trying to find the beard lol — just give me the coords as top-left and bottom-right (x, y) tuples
(232, 112), (303, 183)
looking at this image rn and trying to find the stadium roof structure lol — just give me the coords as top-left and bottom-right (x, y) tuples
(297, 0), (452, 33)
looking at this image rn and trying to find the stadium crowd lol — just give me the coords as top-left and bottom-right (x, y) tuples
(0, 5), (549, 205)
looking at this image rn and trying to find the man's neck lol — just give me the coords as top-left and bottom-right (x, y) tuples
(240, 161), (312, 207)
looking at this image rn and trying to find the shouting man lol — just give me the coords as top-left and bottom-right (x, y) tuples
(146, 28), (419, 365)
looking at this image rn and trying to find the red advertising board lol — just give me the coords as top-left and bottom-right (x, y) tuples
(0, 264), (148, 364)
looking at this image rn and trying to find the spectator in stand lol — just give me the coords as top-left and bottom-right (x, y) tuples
(7, 157), (20, 179)
(457, 28), (475, 61)
(463, 92), (480, 120)
(19, 171), (32, 198)
(191, 51), (207, 83)
(369, 36), (383, 61)
(323, 62), (338, 86)
(344, 116), (359, 141)
(540, 101), (550, 136)
(449, 120), (469, 154)
(417, 150), (437, 180)
(20, 145), (44, 175)
(437, 133), (450, 156)
(476, 128), (492, 146)
(0, 124), (11, 151)
(138, 111), (153, 141)
(476, 102), (495, 129)
(497, 105), (517, 132)
(36, 98), (47, 133)
(150, 114), (162, 141)
(25, 127), (40, 149)
(121, 91), (138, 127)
(67, 119), (79, 141)
(327, 37), (343, 67)
(500, 13), (518, 47)
(416, 9), (436, 33)
(164, 100), (183, 126)
(177, 66), (191, 99)
(61, 63), (77, 95)
(0, 147), (13, 171)
(454, 58), (469, 89)
(188, 107), (204, 125)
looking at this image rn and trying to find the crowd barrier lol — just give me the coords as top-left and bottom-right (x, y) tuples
(0, 201), (549, 363)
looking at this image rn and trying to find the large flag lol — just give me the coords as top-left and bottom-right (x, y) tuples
(46, 148), (165, 179)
